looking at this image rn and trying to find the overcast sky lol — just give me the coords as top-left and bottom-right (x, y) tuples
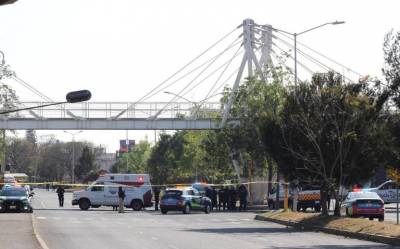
(0, 0), (399, 152)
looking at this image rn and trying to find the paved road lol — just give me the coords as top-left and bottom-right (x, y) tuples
(31, 189), (395, 249)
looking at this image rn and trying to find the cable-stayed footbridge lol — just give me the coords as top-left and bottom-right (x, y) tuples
(0, 19), (361, 130)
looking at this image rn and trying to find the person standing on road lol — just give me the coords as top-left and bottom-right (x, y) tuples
(223, 186), (230, 210)
(218, 187), (226, 211)
(229, 186), (237, 211)
(118, 186), (126, 213)
(211, 187), (218, 211)
(56, 185), (65, 207)
(154, 186), (160, 211)
(238, 184), (248, 211)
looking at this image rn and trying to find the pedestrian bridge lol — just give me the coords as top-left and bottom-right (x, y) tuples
(0, 101), (239, 130)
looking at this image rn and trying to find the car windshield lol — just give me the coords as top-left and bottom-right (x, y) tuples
(347, 192), (379, 200)
(0, 189), (27, 197)
(162, 190), (182, 199)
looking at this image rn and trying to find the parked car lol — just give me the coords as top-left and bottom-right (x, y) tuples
(267, 184), (293, 209)
(0, 186), (33, 213)
(366, 180), (399, 204)
(297, 186), (321, 212)
(160, 187), (212, 214)
(341, 191), (384, 221)
(72, 173), (153, 211)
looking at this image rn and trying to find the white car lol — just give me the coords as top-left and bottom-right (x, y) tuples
(72, 174), (153, 211)
(365, 180), (399, 204)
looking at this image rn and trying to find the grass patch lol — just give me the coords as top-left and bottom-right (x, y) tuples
(262, 210), (400, 238)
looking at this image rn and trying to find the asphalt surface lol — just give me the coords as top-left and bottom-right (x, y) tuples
(0, 213), (41, 249)
(28, 189), (398, 249)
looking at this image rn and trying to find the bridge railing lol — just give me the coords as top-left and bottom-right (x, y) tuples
(5, 102), (224, 119)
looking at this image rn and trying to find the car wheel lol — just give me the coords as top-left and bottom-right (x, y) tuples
(368, 217), (374, 221)
(315, 206), (321, 212)
(204, 203), (211, 214)
(268, 201), (274, 210)
(296, 205), (301, 212)
(79, 199), (90, 211)
(183, 204), (191, 214)
(379, 216), (384, 222)
(131, 200), (143, 211)
(161, 209), (168, 214)
(302, 207), (307, 212)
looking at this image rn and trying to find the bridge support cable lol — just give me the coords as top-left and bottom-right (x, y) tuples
(144, 39), (243, 107)
(273, 35), (355, 83)
(112, 27), (241, 120)
(191, 46), (244, 119)
(148, 39), (243, 120)
(272, 30), (361, 81)
(275, 30), (362, 77)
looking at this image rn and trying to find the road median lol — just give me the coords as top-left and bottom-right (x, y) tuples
(255, 210), (400, 246)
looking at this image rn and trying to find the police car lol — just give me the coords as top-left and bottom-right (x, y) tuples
(0, 186), (33, 213)
(160, 187), (212, 214)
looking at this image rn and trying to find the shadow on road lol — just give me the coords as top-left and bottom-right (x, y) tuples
(263, 245), (392, 249)
(185, 227), (295, 234)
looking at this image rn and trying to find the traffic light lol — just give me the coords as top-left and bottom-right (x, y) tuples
(66, 90), (92, 103)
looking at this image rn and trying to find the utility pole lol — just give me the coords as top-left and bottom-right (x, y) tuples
(64, 131), (82, 183)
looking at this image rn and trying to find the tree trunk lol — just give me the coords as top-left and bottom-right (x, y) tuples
(332, 190), (341, 216)
(267, 157), (273, 195)
(320, 187), (329, 216)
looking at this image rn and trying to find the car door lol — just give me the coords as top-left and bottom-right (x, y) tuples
(89, 182), (105, 205)
(104, 185), (119, 206)
(187, 190), (201, 210)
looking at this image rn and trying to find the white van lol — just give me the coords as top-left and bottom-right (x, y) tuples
(367, 180), (399, 203)
(72, 174), (153, 211)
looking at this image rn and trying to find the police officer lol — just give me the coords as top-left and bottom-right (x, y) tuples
(118, 186), (126, 213)
(228, 186), (237, 211)
(56, 185), (65, 207)
(154, 186), (160, 211)
(218, 187), (226, 211)
(211, 187), (218, 211)
(238, 184), (248, 211)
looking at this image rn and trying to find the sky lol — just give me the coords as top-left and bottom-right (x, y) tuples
(0, 0), (399, 152)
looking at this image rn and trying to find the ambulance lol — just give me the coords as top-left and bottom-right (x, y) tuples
(72, 174), (153, 211)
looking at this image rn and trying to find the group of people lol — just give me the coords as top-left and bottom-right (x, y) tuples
(212, 184), (248, 211)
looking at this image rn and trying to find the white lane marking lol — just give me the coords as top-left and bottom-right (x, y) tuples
(31, 214), (50, 249)
(84, 217), (93, 221)
(168, 245), (179, 249)
(211, 218), (221, 222)
(151, 237), (159, 241)
(40, 201), (46, 208)
(138, 231), (143, 235)
(36, 216), (47, 220)
(241, 218), (251, 221)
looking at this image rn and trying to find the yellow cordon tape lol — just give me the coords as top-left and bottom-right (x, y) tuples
(5, 180), (289, 189)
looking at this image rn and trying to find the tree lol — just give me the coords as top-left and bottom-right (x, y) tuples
(279, 72), (391, 215)
(75, 145), (97, 181)
(111, 140), (151, 173)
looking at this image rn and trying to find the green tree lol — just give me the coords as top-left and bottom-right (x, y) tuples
(279, 72), (391, 215)
(111, 140), (151, 173)
(75, 145), (97, 181)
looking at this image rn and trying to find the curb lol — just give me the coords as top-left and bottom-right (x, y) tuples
(31, 213), (50, 249)
(255, 214), (400, 246)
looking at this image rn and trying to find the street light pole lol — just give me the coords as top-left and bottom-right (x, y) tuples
(273, 21), (345, 88)
(64, 131), (82, 184)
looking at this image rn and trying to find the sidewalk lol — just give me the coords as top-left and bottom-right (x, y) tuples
(0, 213), (41, 249)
